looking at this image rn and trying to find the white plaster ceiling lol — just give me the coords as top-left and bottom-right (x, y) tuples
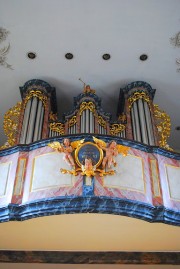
(0, 0), (180, 150)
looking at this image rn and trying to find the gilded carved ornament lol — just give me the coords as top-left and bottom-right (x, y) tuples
(110, 124), (126, 136)
(48, 137), (129, 178)
(79, 102), (95, 115)
(153, 104), (173, 151)
(128, 91), (150, 109)
(118, 113), (127, 123)
(49, 111), (58, 121)
(68, 116), (77, 127)
(49, 122), (65, 135)
(98, 115), (107, 128)
(23, 90), (48, 107)
(0, 102), (22, 149)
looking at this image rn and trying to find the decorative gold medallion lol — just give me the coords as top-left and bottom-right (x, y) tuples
(48, 137), (129, 178)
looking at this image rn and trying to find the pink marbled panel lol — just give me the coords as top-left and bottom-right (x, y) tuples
(22, 146), (83, 203)
(0, 152), (19, 206)
(155, 153), (180, 211)
(27, 175), (83, 202)
(95, 147), (153, 205)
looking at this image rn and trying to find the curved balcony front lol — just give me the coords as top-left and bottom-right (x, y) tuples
(0, 135), (179, 226)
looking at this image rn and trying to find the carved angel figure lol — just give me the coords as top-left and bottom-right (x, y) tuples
(81, 158), (96, 177)
(93, 136), (129, 169)
(48, 138), (84, 167)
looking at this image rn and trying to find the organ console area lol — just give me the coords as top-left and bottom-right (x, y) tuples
(0, 79), (179, 225)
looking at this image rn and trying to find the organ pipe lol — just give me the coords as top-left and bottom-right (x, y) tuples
(2, 79), (170, 150)
(19, 99), (32, 144)
(26, 97), (38, 144)
(133, 102), (141, 142)
(37, 106), (44, 141)
(33, 100), (43, 142)
(144, 102), (155, 145)
(138, 99), (148, 144)
(131, 107), (137, 141)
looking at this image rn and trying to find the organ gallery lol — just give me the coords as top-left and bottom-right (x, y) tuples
(0, 79), (179, 225)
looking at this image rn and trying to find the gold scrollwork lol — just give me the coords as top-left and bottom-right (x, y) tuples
(98, 115), (107, 128)
(118, 113), (127, 123)
(128, 91), (150, 109)
(79, 102), (95, 115)
(24, 90), (48, 107)
(110, 124), (126, 136)
(68, 116), (77, 127)
(0, 102), (22, 149)
(49, 122), (65, 135)
(49, 111), (58, 121)
(153, 104), (173, 151)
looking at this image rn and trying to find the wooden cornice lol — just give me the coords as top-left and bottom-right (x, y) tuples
(0, 251), (179, 264)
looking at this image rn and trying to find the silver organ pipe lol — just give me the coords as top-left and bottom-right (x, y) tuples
(80, 113), (83, 133)
(80, 110), (86, 133)
(80, 109), (96, 134)
(89, 111), (94, 133)
(131, 105), (137, 141)
(98, 125), (101, 134)
(33, 100), (43, 141)
(69, 126), (75, 134)
(49, 128), (52, 138)
(86, 109), (89, 133)
(20, 99), (32, 144)
(133, 102), (141, 142)
(138, 99), (148, 144)
(144, 102), (155, 145)
(73, 124), (76, 134)
(26, 97), (38, 144)
(83, 111), (86, 133)
(121, 130), (126, 138)
(37, 105), (44, 140)
(102, 126), (106, 135)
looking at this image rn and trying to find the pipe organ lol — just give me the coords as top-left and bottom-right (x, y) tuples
(0, 80), (172, 149)
(0, 79), (179, 225)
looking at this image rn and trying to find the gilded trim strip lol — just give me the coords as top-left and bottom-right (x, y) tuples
(150, 159), (161, 197)
(13, 158), (26, 196)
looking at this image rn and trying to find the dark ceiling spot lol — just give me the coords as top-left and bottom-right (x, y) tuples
(102, 54), (111, 60)
(27, 52), (36, 59)
(140, 54), (148, 61)
(65, 53), (73, 60)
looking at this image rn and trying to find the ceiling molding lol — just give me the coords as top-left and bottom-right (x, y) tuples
(0, 27), (13, 70)
(170, 32), (180, 48)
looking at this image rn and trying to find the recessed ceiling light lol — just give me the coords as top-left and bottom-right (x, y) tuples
(65, 53), (73, 60)
(102, 54), (111, 60)
(175, 126), (180, 130)
(140, 54), (148, 61)
(27, 52), (36, 59)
